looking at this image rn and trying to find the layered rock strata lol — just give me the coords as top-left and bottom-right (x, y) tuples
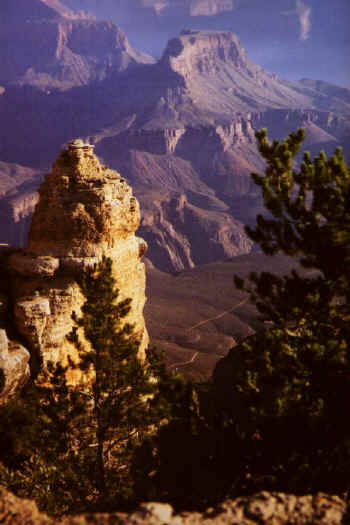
(0, 190), (39, 248)
(5, 139), (148, 386)
(100, 116), (255, 158)
(1, 28), (350, 273)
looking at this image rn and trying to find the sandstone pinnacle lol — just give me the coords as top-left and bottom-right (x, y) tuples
(1, 141), (148, 394)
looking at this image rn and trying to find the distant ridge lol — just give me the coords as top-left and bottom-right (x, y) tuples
(88, 29), (350, 131)
(0, 0), (78, 22)
(0, 0), (153, 90)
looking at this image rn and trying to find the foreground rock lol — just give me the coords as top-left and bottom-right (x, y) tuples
(0, 139), (148, 394)
(0, 487), (347, 524)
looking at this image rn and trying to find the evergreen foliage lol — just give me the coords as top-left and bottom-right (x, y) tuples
(70, 257), (157, 507)
(132, 378), (209, 509)
(0, 257), (181, 515)
(0, 363), (88, 514)
(216, 128), (350, 493)
(138, 129), (350, 507)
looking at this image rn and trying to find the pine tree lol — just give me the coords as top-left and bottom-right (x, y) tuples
(0, 362), (89, 514)
(238, 127), (349, 337)
(70, 256), (158, 508)
(214, 129), (350, 494)
(0, 257), (174, 515)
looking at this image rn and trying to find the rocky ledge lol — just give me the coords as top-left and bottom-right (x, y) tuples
(0, 487), (347, 524)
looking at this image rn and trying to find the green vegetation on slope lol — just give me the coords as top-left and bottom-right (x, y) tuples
(213, 128), (350, 494)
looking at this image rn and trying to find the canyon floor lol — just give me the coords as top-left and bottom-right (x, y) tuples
(145, 252), (301, 380)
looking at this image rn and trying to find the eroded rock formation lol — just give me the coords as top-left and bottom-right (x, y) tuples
(139, 193), (252, 273)
(0, 139), (148, 396)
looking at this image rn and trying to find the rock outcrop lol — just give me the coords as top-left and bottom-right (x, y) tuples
(1, 139), (148, 391)
(0, 329), (30, 403)
(253, 109), (350, 149)
(0, 486), (347, 524)
(0, 249), (31, 403)
(0, 190), (40, 248)
(139, 192), (252, 273)
(100, 116), (255, 158)
(0, 162), (42, 247)
(150, 30), (314, 120)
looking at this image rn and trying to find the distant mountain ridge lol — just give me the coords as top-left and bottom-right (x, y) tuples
(148, 30), (350, 121)
(0, 0), (153, 90)
(73, 29), (350, 134)
(61, 0), (350, 86)
(0, 8), (349, 271)
(1, 0), (78, 22)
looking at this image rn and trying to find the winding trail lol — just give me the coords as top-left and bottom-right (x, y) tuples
(170, 297), (249, 370)
(186, 297), (249, 333)
(170, 351), (199, 370)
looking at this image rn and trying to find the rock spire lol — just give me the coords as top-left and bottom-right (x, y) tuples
(1, 140), (148, 396)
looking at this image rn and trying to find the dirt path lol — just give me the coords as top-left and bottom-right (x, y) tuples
(169, 297), (249, 371)
(170, 351), (199, 370)
(186, 297), (249, 333)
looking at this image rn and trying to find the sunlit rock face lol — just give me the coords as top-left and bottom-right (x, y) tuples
(0, 328), (30, 404)
(8, 139), (149, 383)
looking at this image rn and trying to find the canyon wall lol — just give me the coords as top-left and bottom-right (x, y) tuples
(1, 26), (350, 273)
(2, 106), (348, 273)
